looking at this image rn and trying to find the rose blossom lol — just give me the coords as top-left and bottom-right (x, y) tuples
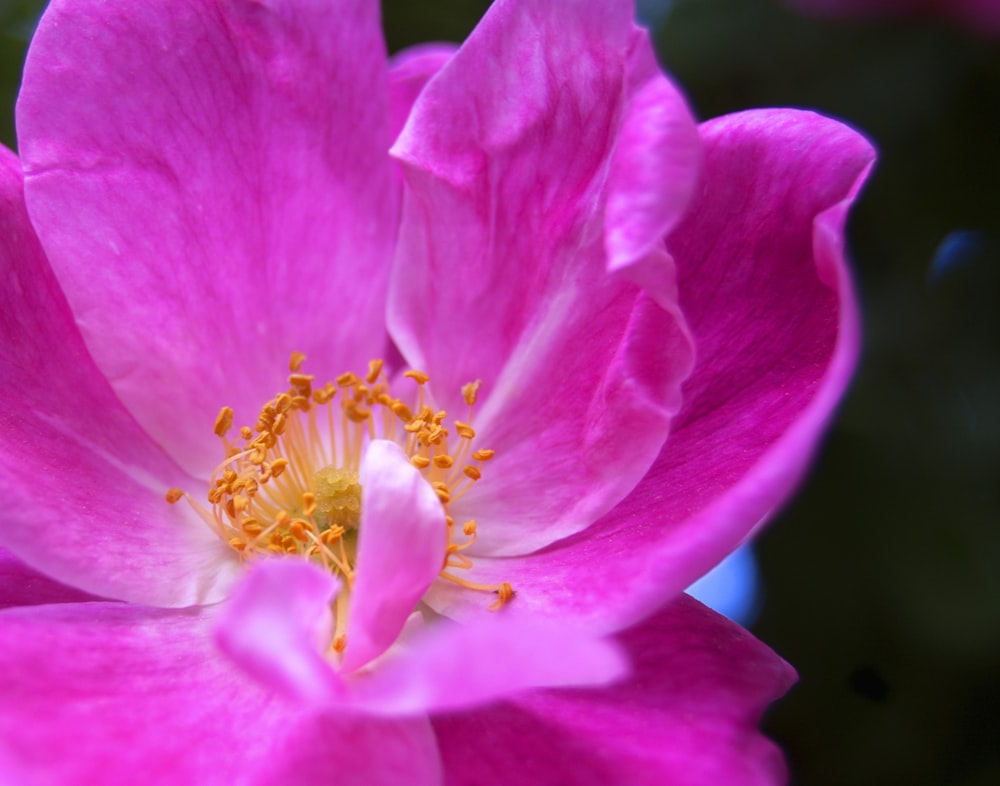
(0, 0), (873, 783)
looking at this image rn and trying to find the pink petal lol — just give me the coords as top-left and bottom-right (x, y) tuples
(0, 601), (442, 786)
(604, 27), (702, 295)
(389, 43), (457, 143)
(342, 440), (447, 672)
(0, 145), (239, 607)
(214, 557), (342, 706)
(433, 595), (795, 786)
(425, 110), (874, 630)
(352, 614), (626, 716)
(17, 0), (399, 475)
(389, 0), (695, 555)
(0, 548), (103, 609)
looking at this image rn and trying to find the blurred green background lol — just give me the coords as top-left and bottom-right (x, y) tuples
(2, 1), (997, 784)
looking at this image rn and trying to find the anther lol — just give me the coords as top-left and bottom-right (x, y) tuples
(365, 359), (384, 384)
(214, 406), (234, 437)
(289, 352), (307, 372)
(165, 488), (184, 504)
(462, 380), (481, 406)
(404, 370), (429, 385)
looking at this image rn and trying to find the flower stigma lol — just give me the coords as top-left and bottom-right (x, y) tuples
(167, 353), (514, 654)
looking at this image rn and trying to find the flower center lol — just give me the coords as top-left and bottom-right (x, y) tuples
(167, 353), (513, 618)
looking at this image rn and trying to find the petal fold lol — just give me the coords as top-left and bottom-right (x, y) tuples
(433, 596), (794, 786)
(0, 601), (442, 786)
(352, 614), (626, 716)
(389, 0), (695, 555)
(215, 557), (341, 706)
(17, 0), (399, 474)
(342, 440), (447, 672)
(425, 110), (874, 631)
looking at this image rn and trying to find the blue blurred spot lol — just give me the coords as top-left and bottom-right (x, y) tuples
(686, 544), (762, 626)
(636, 0), (676, 30)
(928, 230), (989, 286)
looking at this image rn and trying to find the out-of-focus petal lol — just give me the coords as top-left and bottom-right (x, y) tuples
(342, 440), (446, 672)
(0, 145), (239, 607)
(389, 0), (695, 555)
(352, 615), (626, 716)
(433, 595), (794, 786)
(0, 601), (442, 786)
(425, 111), (873, 631)
(17, 0), (398, 475)
(214, 557), (341, 706)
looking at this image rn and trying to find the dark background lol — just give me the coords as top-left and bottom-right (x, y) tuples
(2, 1), (997, 784)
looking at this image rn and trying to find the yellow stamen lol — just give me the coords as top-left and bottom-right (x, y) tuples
(167, 354), (516, 660)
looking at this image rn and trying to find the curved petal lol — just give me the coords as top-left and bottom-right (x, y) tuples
(0, 548), (103, 609)
(389, 43), (457, 144)
(342, 440), (447, 672)
(432, 595), (794, 786)
(389, 0), (695, 555)
(425, 110), (873, 631)
(0, 602), (442, 786)
(352, 614), (626, 716)
(604, 27), (702, 293)
(215, 557), (341, 706)
(17, 0), (398, 475)
(0, 145), (239, 607)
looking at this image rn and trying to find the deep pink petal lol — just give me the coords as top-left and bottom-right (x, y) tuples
(433, 595), (794, 786)
(389, 0), (695, 554)
(0, 145), (239, 607)
(342, 440), (447, 671)
(0, 548), (103, 609)
(351, 614), (626, 716)
(0, 602), (442, 786)
(604, 27), (702, 294)
(215, 557), (342, 706)
(425, 110), (873, 630)
(389, 43), (457, 143)
(17, 0), (398, 475)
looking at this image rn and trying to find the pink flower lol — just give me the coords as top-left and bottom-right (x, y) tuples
(787, 0), (1000, 34)
(0, 0), (873, 783)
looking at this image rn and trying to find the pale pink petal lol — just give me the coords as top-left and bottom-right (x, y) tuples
(433, 595), (794, 786)
(389, 43), (457, 143)
(425, 110), (873, 630)
(0, 145), (239, 607)
(0, 602), (442, 786)
(0, 548), (102, 609)
(351, 615), (626, 716)
(342, 440), (446, 672)
(17, 0), (398, 475)
(389, 0), (695, 555)
(214, 557), (342, 706)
